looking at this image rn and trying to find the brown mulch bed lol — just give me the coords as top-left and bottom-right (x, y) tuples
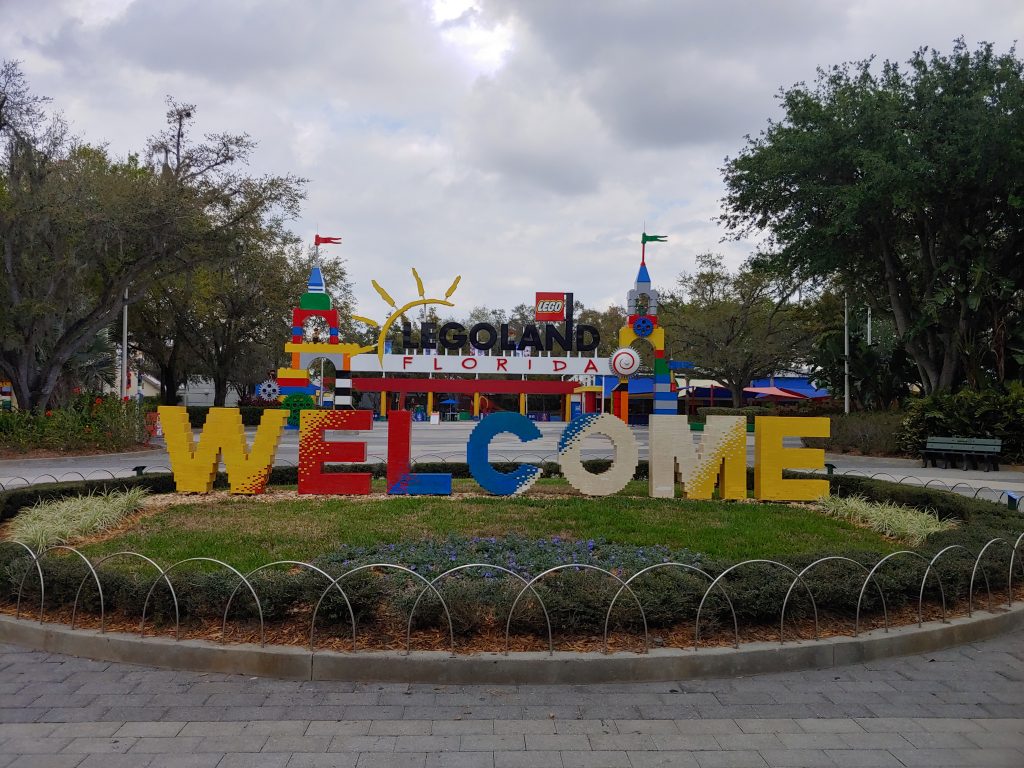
(3, 587), (1018, 656)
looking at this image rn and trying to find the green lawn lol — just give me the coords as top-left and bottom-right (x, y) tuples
(76, 479), (898, 570)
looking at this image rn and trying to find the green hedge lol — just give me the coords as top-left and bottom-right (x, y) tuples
(185, 406), (276, 428)
(3, 513), (1016, 635)
(2, 470), (1020, 638)
(815, 473), (1009, 524)
(264, 461), (652, 482)
(802, 412), (906, 456)
(694, 406), (772, 424)
(0, 475), (178, 524)
(896, 388), (1024, 463)
(0, 395), (147, 453)
(0, 461), (654, 522)
(1, 464), (998, 526)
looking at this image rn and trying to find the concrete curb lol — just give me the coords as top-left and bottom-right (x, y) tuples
(2, 605), (1022, 683)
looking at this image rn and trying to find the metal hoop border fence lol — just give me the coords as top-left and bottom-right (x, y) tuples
(3, 534), (1022, 655)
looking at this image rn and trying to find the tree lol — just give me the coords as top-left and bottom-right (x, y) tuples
(577, 304), (628, 357)
(804, 292), (919, 410)
(134, 231), (355, 407)
(182, 234), (299, 406)
(0, 63), (304, 411)
(0, 60), (47, 136)
(465, 306), (509, 327)
(187, 237), (354, 406)
(506, 303), (534, 346)
(720, 40), (1024, 394)
(49, 327), (118, 406)
(660, 254), (812, 406)
(131, 272), (201, 404)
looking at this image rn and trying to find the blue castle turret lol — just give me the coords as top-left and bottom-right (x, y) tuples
(300, 263), (332, 311)
(307, 265), (326, 293)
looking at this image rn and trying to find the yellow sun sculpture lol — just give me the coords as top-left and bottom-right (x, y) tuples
(276, 266), (461, 411)
(352, 269), (462, 364)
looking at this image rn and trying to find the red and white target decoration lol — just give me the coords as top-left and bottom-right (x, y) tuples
(609, 347), (641, 377)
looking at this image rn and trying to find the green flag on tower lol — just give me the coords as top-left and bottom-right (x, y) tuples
(641, 233), (667, 244)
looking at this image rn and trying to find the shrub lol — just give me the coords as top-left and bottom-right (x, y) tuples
(818, 473), (1004, 523)
(0, 474), (174, 524)
(8, 488), (149, 550)
(181, 405), (280, 428)
(896, 387), (1024, 463)
(237, 395), (283, 408)
(1, 472), (1020, 639)
(238, 405), (280, 426)
(0, 394), (147, 453)
(6, 517), (1013, 636)
(789, 398), (846, 416)
(185, 406), (209, 428)
(815, 494), (957, 546)
(802, 412), (905, 456)
(694, 406), (772, 424)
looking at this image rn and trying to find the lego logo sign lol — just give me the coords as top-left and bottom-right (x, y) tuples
(535, 292), (566, 321)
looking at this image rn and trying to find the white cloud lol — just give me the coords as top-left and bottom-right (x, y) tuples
(431, 0), (513, 76)
(2, 0), (1020, 319)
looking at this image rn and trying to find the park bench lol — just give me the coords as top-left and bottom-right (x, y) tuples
(921, 436), (1002, 472)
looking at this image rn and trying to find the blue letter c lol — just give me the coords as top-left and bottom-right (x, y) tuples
(467, 412), (543, 495)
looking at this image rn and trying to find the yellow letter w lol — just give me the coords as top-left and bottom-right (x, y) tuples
(158, 406), (288, 494)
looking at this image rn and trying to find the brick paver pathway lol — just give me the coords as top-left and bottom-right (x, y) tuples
(1, 632), (1021, 767)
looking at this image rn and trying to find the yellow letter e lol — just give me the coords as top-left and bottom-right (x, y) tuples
(753, 416), (830, 501)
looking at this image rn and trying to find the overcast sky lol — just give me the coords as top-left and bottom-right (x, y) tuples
(3, 0), (1021, 319)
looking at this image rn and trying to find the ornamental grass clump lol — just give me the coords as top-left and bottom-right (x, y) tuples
(7, 488), (148, 551)
(815, 494), (957, 546)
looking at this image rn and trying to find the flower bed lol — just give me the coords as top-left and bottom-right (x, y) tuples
(0, 394), (148, 454)
(0, 472), (1020, 654)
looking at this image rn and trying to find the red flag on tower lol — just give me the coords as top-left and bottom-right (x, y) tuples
(315, 234), (342, 246)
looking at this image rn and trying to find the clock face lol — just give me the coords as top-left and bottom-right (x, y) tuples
(610, 347), (641, 377)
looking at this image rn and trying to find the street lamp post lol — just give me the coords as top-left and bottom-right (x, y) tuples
(843, 295), (850, 414)
(120, 288), (129, 400)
